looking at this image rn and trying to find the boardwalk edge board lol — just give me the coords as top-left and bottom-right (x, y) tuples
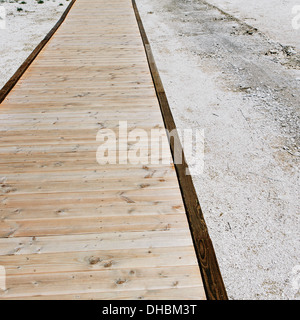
(132, 0), (228, 300)
(0, 0), (76, 104)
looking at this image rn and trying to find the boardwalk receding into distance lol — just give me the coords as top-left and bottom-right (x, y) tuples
(0, 0), (206, 299)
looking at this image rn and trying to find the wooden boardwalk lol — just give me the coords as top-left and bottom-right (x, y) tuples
(0, 0), (206, 299)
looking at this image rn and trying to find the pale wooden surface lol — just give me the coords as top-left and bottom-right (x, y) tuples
(0, 0), (205, 299)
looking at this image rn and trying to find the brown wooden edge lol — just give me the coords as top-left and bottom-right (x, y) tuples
(0, 0), (76, 104)
(132, 0), (228, 300)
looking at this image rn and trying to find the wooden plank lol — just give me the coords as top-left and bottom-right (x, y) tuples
(0, 246), (199, 275)
(1, 266), (204, 299)
(0, 204), (185, 222)
(3, 287), (205, 300)
(0, 214), (188, 237)
(0, 230), (194, 256)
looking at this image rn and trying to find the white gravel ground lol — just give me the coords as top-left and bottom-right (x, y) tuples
(0, 0), (299, 300)
(208, 0), (300, 51)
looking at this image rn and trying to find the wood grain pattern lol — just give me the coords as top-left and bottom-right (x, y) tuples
(0, 0), (205, 299)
